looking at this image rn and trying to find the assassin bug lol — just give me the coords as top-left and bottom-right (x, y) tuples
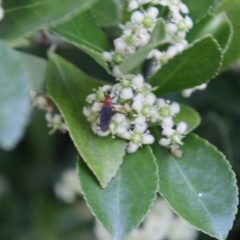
(100, 90), (114, 132)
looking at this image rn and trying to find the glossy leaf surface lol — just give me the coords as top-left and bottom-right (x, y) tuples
(51, 10), (111, 70)
(187, 13), (233, 52)
(152, 133), (238, 240)
(174, 104), (201, 134)
(78, 146), (158, 240)
(149, 36), (222, 95)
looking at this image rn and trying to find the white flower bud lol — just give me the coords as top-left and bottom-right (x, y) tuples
(185, 15), (193, 29)
(134, 123), (148, 133)
(142, 134), (154, 144)
(114, 38), (127, 53)
(132, 74), (144, 89)
(102, 51), (113, 62)
(112, 66), (123, 77)
(169, 102), (180, 115)
(166, 23), (178, 34)
(132, 94), (144, 113)
(127, 142), (139, 153)
(182, 89), (194, 98)
(179, 3), (189, 14)
(112, 114), (125, 124)
(83, 107), (91, 118)
(159, 138), (171, 146)
(131, 11), (144, 24)
(121, 131), (132, 140)
(86, 93), (96, 103)
(166, 46), (179, 58)
(102, 85), (112, 92)
(45, 112), (52, 122)
(196, 83), (207, 90)
(120, 87), (134, 99)
(156, 98), (166, 108)
(145, 93), (156, 105)
(91, 102), (103, 112)
(134, 115), (146, 125)
(128, 0), (139, 11)
(161, 117), (174, 129)
(53, 114), (62, 124)
(162, 128), (175, 137)
(148, 49), (163, 60)
(147, 7), (159, 19)
(36, 96), (47, 108)
(177, 121), (188, 134)
(116, 126), (128, 135)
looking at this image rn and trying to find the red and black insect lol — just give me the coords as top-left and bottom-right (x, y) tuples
(100, 90), (113, 132)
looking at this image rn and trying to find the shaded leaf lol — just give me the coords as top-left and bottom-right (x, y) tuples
(187, 13), (233, 52)
(51, 10), (111, 70)
(182, 0), (218, 22)
(174, 104), (201, 133)
(0, 41), (30, 150)
(16, 52), (47, 92)
(214, 0), (240, 70)
(0, 0), (97, 40)
(152, 133), (238, 240)
(91, 0), (119, 26)
(149, 36), (222, 95)
(78, 146), (158, 240)
(46, 54), (125, 188)
(119, 19), (166, 74)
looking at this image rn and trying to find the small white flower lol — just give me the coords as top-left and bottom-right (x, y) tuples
(134, 115), (147, 125)
(161, 117), (174, 129)
(176, 121), (188, 134)
(128, 0), (139, 11)
(142, 134), (154, 144)
(120, 87), (134, 99)
(112, 65), (123, 77)
(131, 11), (144, 24)
(131, 74), (144, 89)
(86, 93), (97, 103)
(102, 51), (113, 62)
(196, 83), (207, 90)
(127, 142), (140, 153)
(91, 102), (103, 112)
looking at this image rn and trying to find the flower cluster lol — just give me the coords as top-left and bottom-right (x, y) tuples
(83, 76), (188, 154)
(30, 91), (68, 134)
(84, 0), (193, 154)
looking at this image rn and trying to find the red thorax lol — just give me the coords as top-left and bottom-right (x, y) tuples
(103, 95), (112, 107)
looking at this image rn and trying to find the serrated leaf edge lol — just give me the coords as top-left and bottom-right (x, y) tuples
(47, 54), (125, 188)
(158, 133), (239, 240)
(77, 146), (159, 240)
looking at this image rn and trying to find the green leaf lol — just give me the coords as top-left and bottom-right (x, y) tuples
(182, 0), (218, 22)
(149, 36), (222, 95)
(187, 13), (233, 52)
(91, 0), (119, 26)
(119, 19), (166, 74)
(0, 41), (30, 150)
(78, 146), (158, 240)
(214, 0), (240, 70)
(46, 54), (125, 188)
(0, 0), (97, 40)
(16, 52), (47, 93)
(174, 104), (201, 134)
(151, 133), (238, 240)
(51, 10), (111, 70)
